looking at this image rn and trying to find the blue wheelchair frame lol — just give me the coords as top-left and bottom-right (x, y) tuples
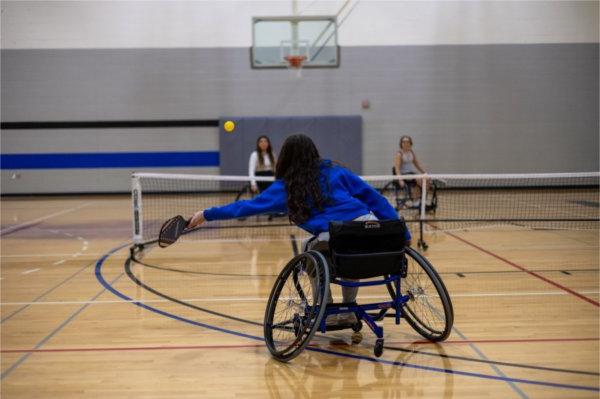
(318, 276), (410, 340)
(263, 220), (453, 361)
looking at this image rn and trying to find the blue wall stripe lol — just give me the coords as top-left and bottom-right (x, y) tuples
(0, 151), (219, 169)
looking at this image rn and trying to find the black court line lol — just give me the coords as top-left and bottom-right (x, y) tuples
(132, 258), (597, 280)
(440, 268), (599, 276)
(384, 346), (600, 377)
(133, 259), (278, 278)
(1, 119), (219, 129)
(121, 245), (599, 393)
(126, 257), (263, 327)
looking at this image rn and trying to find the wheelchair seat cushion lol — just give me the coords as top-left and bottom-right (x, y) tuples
(328, 219), (407, 279)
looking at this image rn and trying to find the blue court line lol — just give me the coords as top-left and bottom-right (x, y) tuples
(0, 151), (219, 169)
(94, 245), (599, 393)
(95, 250), (262, 342)
(450, 324), (529, 398)
(1, 243), (130, 380)
(306, 347), (600, 392)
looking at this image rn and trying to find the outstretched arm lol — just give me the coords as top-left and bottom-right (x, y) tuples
(188, 180), (287, 228)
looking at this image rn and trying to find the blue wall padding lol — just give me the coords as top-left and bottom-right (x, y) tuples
(219, 115), (362, 175)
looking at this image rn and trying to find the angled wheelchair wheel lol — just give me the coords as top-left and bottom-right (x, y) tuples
(235, 183), (253, 202)
(264, 251), (330, 362)
(387, 247), (453, 341)
(379, 181), (410, 211)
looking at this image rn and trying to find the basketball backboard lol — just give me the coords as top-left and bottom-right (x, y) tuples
(251, 16), (339, 69)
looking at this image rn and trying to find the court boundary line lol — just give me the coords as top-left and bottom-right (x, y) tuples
(0, 202), (94, 236)
(2, 289), (599, 306)
(0, 243), (130, 380)
(383, 345), (600, 376)
(91, 244), (600, 393)
(445, 231), (600, 307)
(2, 342), (598, 377)
(1, 258), (100, 324)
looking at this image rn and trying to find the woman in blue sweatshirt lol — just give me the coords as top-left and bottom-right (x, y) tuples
(188, 134), (410, 321)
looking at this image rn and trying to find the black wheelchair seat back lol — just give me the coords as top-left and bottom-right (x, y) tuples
(328, 219), (407, 279)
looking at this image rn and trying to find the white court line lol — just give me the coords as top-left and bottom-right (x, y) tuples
(21, 268), (41, 275)
(0, 202), (95, 236)
(1, 290), (598, 306)
(1, 253), (128, 258)
(52, 260), (66, 265)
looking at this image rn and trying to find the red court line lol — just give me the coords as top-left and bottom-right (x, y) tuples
(386, 337), (600, 346)
(2, 337), (598, 354)
(1, 343), (265, 354)
(445, 231), (600, 307)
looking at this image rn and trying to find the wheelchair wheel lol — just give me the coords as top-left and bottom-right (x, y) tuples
(235, 183), (254, 202)
(387, 247), (453, 341)
(379, 181), (410, 211)
(264, 251), (330, 362)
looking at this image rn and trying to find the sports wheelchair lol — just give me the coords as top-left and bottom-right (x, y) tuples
(263, 219), (453, 362)
(379, 168), (442, 213)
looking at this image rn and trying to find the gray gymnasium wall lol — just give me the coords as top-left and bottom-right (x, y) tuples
(1, 43), (599, 193)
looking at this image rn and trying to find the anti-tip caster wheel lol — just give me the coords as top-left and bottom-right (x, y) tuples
(351, 320), (363, 333)
(374, 339), (384, 357)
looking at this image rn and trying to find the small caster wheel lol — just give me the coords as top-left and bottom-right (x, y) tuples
(351, 331), (363, 344)
(374, 339), (384, 357)
(352, 320), (363, 333)
(418, 240), (428, 251)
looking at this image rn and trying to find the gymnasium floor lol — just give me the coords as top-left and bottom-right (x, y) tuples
(1, 195), (599, 398)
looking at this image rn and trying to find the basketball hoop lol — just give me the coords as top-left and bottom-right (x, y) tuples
(284, 55), (307, 78)
(284, 55), (306, 68)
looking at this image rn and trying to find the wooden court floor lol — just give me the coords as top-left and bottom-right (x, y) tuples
(1, 196), (599, 398)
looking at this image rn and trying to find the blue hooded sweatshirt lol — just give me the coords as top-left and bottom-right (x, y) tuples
(204, 161), (411, 240)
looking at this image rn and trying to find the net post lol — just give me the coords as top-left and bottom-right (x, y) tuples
(419, 176), (427, 249)
(131, 174), (143, 245)
(420, 176), (427, 217)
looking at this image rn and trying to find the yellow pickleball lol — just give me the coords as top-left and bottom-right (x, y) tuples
(224, 120), (235, 132)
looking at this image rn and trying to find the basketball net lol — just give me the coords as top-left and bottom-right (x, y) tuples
(284, 55), (306, 78)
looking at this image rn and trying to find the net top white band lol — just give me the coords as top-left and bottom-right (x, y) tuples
(132, 171), (600, 182)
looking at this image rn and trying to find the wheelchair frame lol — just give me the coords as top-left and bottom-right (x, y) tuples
(264, 242), (453, 362)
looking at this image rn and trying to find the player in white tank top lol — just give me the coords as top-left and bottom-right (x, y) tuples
(394, 135), (428, 204)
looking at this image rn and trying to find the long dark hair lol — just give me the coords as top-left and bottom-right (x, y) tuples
(256, 135), (275, 170)
(275, 134), (327, 224)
